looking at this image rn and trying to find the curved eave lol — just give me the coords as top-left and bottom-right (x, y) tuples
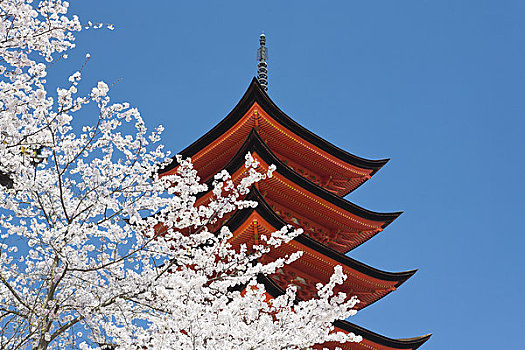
(258, 275), (430, 350)
(160, 77), (388, 176)
(202, 129), (401, 227)
(226, 189), (416, 287)
(334, 320), (432, 350)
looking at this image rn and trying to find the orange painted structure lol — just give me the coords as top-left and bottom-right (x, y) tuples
(160, 78), (430, 349)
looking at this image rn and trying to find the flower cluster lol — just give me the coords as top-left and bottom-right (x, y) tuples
(0, 1), (361, 349)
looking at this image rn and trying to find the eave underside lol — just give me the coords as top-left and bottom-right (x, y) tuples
(223, 194), (415, 310)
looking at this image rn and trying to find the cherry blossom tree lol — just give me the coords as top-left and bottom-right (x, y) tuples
(0, 1), (362, 349)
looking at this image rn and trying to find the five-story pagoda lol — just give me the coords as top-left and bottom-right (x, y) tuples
(159, 34), (430, 350)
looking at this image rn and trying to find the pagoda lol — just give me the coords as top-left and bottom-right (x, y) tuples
(159, 34), (430, 350)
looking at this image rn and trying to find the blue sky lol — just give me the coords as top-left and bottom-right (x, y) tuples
(62, 1), (524, 349)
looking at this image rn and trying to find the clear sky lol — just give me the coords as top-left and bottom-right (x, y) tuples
(61, 1), (525, 349)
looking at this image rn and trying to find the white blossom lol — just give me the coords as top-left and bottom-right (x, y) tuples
(0, 1), (361, 349)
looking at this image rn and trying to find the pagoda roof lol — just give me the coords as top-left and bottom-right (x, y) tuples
(195, 129), (400, 253)
(219, 189), (415, 309)
(331, 321), (431, 350)
(224, 129), (400, 224)
(160, 78), (388, 196)
(229, 189), (416, 288)
(258, 275), (431, 350)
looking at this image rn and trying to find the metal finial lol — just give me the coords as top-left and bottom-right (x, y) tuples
(257, 33), (268, 91)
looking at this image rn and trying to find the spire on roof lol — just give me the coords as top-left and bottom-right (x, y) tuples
(256, 33), (268, 91)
